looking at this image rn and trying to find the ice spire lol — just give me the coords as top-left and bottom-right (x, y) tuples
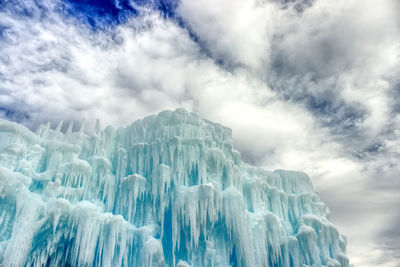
(40, 121), (51, 138)
(55, 120), (63, 133)
(79, 119), (85, 133)
(66, 121), (74, 135)
(95, 118), (101, 135)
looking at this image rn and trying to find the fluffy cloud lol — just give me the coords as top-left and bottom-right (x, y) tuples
(0, 0), (399, 265)
(177, 0), (276, 70)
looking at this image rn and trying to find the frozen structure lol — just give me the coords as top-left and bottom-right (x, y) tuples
(0, 109), (350, 267)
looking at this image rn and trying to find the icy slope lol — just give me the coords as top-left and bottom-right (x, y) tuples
(0, 109), (349, 267)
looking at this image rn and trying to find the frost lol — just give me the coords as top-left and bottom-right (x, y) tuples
(0, 109), (350, 266)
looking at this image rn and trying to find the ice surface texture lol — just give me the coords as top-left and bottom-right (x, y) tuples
(0, 109), (350, 267)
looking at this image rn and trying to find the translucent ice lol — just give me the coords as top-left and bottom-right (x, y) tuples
(0, 109), (350, 266)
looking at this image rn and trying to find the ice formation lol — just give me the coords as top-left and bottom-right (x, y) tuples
(0, 109), (350, 266)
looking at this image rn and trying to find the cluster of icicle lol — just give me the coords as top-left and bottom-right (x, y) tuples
(0, 109), (350, 267)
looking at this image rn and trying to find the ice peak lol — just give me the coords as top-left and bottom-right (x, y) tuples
(121, 109), (233, 145)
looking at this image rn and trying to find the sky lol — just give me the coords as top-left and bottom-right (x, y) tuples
(0, 0), (399, 266)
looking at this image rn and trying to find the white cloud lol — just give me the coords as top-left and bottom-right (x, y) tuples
(0, 0), (399, 265)
(177, 0), (277, 70)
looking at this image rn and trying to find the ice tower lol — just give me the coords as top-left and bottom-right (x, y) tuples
(0, 109), (350, 266)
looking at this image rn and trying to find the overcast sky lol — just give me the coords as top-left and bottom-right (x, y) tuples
(0, 0), (399, 266)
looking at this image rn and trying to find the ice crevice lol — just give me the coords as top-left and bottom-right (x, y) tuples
(0, 109), (350, 266)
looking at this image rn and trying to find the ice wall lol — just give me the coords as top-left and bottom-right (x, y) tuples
(0, 109), (350, 266)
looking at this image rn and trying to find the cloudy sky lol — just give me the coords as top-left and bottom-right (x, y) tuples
(0, 0), (399, 265)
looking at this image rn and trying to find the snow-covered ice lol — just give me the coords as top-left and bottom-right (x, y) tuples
(0, 109), (350, 266)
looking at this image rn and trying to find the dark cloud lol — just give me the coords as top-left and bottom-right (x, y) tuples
(378, 209), (400, 262)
